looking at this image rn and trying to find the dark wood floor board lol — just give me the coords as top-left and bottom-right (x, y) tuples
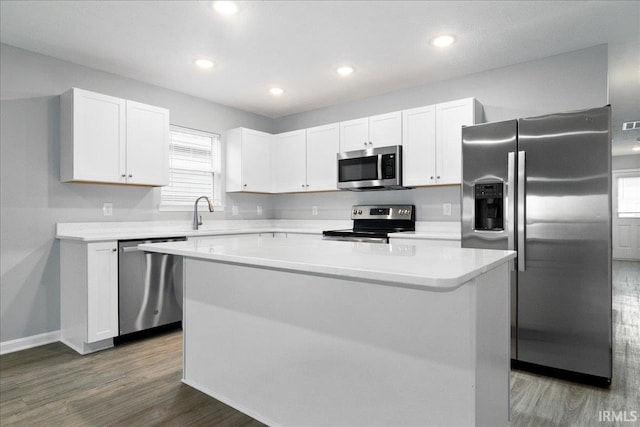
(1, 261), (638, 426)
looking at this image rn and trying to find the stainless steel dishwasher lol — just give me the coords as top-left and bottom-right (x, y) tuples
(118, 237), (187, 336)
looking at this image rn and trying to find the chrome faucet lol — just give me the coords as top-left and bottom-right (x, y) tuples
(193, 196), (214, 230)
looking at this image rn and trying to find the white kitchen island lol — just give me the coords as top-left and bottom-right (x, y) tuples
(140, 235), (515, 427)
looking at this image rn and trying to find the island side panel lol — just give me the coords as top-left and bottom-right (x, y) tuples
(474, 263), (511, 426)
(182, 258), (483, 426)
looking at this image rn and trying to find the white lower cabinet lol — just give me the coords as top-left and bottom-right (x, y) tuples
(60, 240), (119, 355)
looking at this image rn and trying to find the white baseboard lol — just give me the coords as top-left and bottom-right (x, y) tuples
(0, 330), (61, 355)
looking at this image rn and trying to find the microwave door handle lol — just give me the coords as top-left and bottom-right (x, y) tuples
(377, 155), (383, 181)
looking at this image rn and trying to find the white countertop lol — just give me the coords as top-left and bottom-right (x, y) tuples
(139, 235), (514, 291)
(55, 220), (461, 242)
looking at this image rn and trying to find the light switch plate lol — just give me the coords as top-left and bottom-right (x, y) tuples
(103, 202), (113, 216)
(232, 205), (239, 216)
(443, 203), (452, 216)
(312, 206), (318, 216)
(257, 205), (263, 216)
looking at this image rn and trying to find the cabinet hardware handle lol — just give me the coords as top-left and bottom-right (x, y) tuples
(437, 176), (440, 179)
(112, 248), (117, 252)
(306, 184), (309, 187)
(301, 184), (305, 187)
(363, 142), (367, 146)
(128, 174), (133, 178)
(121, 174), (126, 178)
(243, 184), (247, 187)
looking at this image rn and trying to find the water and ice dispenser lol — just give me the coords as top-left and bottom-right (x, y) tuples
(474, 182), (504, 231)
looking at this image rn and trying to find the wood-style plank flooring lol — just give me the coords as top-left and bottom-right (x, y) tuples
(1, 261), (638, 426)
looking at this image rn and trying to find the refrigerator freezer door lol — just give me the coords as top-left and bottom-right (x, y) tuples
(516, 106), (611, 379)
(462, 120), (518, 358)
(462, 120), (518, 250)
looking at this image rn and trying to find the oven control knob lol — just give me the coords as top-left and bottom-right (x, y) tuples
(358, 210), (362, 215)
(353, 209), (358, 215)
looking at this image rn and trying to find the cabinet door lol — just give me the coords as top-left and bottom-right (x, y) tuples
(242, 128), (272, 193)
(72, 89), (126, 183)
(436, 98), (475, 185)
(369, 111), (402, 148)
(125, 101), (169, 186)
(339, 117), (369, 152)
(86, 241), (118, 343)
(273, 130), (307, 193)
(402, 106), (436, 186)
(306, 123), (339, 191)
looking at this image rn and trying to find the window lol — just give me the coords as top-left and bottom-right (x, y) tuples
(160, 126), (222, 211)
(617, 175), (640, 218)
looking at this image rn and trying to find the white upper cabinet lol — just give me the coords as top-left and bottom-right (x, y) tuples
(339, 111), (402, 152)
(125, 100), (169, 186)
(339, 117), (369, 152)
(369, 111), (402, 148)
(273, 129), (307, 193)
(402, 105), (437, 187)
(60, 88), (169, 186)
(306, 123), (339, 191)
(226, 127), (273, 193)
(403, 98), (482, 186)
(272, 124), (339, 193)
(435, 98), (482, 185)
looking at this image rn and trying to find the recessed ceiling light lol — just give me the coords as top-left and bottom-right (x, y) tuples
(269, 87), (284, 96)
(212, 1), (238, 15)
(194, 58), (215, 69)
(336, 66), (355, 76)
(431, 35), (456, 48)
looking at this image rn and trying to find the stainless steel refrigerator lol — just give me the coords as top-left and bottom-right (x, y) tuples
(461, 105), (612, 384)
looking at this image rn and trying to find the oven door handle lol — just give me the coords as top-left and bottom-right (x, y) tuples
(322, 236), (389, 244)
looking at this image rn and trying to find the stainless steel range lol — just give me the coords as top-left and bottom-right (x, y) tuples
(322, 204), (415, 243)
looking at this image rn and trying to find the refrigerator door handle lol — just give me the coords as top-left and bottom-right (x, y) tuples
(517, 150), (526, 271)
(507, 152), (516, 253)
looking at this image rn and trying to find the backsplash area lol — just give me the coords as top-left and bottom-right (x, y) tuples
(272, 186), (461, 221)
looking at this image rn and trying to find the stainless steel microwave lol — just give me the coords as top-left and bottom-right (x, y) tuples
(337, 145), (404, 190)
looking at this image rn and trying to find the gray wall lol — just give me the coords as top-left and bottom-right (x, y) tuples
(0, 44), (276, 342)
(272, 45), (609, 221)
(1, 43), (610, 343)
(274, 45), (609, 132)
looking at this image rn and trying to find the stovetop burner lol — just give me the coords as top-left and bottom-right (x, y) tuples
(322, 205), (415, 243)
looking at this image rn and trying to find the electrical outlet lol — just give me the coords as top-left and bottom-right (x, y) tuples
(312, 206), (318, 216)
(443, 203), (452, 216)
(103, 202), (113, 216)
(257, 205), (263, 216)
(232, 205), (239, 216)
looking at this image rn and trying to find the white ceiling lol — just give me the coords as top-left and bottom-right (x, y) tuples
(1, 0), (638, 120)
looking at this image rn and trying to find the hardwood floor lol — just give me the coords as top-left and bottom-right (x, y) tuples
(511, 260), (640, 427)
(1, 261), (638, 426)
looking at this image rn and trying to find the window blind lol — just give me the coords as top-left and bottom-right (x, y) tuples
(160, 128), (219, 209)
